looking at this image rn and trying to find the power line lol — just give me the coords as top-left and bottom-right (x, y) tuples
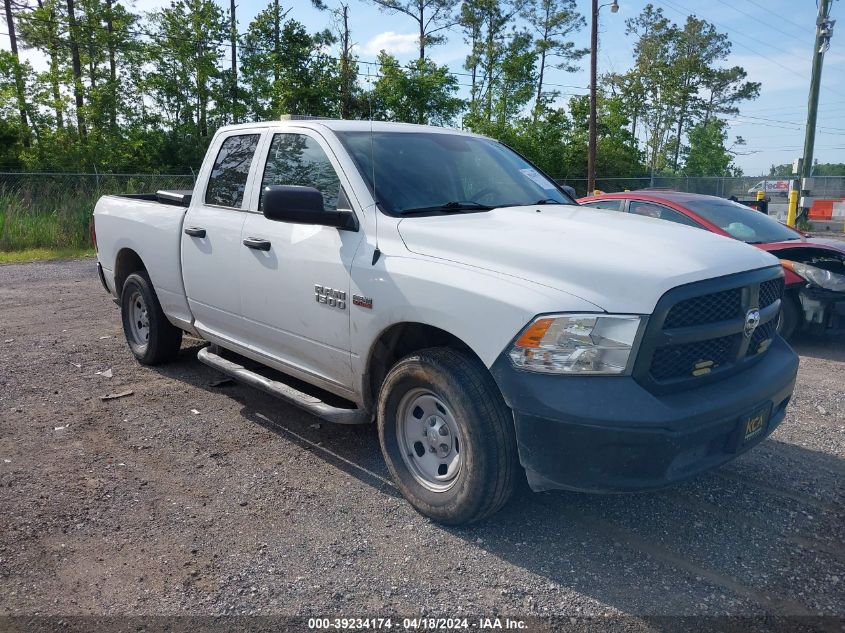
(742, 0), (816, 36)
(660, 0), (800, 56)
(733, 113), (845, 133)
(742, 102), (845, 115)
(742, 146), (845, 151)
(714, 0), (809, 46)
(654, 0), (845, 100)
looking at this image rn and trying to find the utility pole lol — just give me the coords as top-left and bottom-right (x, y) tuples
(799, 0), (835, 217)
(339, 3), (352, 119)
(588, 0), (618, 195)
(588, 0), (598, 195)
(230, 0), (238, 124)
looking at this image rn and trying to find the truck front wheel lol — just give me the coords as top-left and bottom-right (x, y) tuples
(377, 347), (520, 525)
(120, 272), (183, 365)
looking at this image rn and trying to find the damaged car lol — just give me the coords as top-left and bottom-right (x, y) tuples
(579, 191), (845, 338)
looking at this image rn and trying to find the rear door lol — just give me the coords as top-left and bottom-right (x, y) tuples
(181, 129), (264, 345)
(238, 129), (364, 392)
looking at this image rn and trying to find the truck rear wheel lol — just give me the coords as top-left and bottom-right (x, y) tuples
(120, 272), (182, 365)
(377, 347), (520, 525)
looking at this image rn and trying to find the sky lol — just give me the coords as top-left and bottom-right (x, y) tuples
(3, 0), (845, 175)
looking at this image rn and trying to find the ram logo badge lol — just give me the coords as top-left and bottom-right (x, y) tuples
(315, 285), (346, 310)
(353, 294), (373, 309)
(744, 308), (761, 338)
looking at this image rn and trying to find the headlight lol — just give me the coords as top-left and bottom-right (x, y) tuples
(783, 260), (845, 292)
(509, 314), (643, 374)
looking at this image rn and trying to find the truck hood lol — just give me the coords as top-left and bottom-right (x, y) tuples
(397, 205), (780, 314)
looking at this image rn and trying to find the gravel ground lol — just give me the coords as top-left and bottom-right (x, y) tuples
(0, 258), (843, 625)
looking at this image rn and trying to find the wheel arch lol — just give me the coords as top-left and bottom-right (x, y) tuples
(363, 322), (487, 413)
(114, 247), (147, 295)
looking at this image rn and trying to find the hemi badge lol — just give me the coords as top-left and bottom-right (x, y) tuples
(352, 294), (373, 309)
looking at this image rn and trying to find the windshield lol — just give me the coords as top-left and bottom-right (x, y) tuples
(336, 131), (573, 215)
(682, 197), (801, 243)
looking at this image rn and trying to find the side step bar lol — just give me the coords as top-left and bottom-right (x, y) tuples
(197, 347), (371, 425)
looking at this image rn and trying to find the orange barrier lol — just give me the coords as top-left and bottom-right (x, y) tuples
(808, 198), (845, 220)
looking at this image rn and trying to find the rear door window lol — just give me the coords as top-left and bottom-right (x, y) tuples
(205, 134), (261, 208)
(581, 199), (623, 212)
(629, 201), (702, 228)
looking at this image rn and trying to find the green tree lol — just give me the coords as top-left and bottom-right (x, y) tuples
(240, 5), (338, 119)
(330, 2), (367, 118)
(146, 0), (227, 164)
(605, 5), (674, 176)
(367, 0), (458, 60)
(521, 0), (585, 117)
(606, 4), (758, 175)
(18, 0), (66, 130)
(2, 0), (32, 145)
(682, 119), (742, 176)
(372, 52), (464, 125)
(460, 0), (541, 127)
(491, 30), (535, 125)
(769, 162), (845, 177)
(468, 93), (643, 182)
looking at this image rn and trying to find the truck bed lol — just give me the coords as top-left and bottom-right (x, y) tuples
(94, 193), (193, 330)
(116, 190), (194, 207)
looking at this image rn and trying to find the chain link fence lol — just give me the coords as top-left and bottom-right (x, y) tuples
(2, 172), (844, 251)
(555, 175), (845, 200)
(0, 172), (195, 251)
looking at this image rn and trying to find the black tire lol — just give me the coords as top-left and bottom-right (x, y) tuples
(377, 347), (520, 525)
(120, 271), (182, 365)
(777, 293), (801, 341)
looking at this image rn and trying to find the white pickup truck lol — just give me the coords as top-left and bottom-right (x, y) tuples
(93, 119), (798, 524)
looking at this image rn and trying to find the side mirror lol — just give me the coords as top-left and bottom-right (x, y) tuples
(262, 185), (358, 231)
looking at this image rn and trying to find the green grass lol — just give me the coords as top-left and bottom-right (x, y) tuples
(0, 173), (194, 253)
(0, 186), (95, 251)
(0, 247), (95, 263)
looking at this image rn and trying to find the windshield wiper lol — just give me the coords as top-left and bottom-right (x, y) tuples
(505, 198), (567, 207)
(400, 201), (495, 215)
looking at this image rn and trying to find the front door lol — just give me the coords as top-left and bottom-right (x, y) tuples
(238, 130), (363, 391)
(181, 130), (263, 346)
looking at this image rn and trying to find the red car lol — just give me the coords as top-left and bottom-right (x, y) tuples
(578, 191), (845, 339)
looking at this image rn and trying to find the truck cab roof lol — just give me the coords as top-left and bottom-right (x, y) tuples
(214, 119), (483, 137)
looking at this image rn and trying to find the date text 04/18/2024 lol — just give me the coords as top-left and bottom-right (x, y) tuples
(306, 618), (527, 630)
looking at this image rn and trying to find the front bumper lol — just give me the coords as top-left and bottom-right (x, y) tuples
(490, 336), (798, 493)
(798, 286), (845, 333)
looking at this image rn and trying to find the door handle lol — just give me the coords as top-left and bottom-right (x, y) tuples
(243, 237), (271, 251)
(184, 227), (206, 238)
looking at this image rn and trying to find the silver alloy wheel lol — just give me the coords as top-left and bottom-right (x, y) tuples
(396, 388), (463, 492)
(127, 289), (150, 348)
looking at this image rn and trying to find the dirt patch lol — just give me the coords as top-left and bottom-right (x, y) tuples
(0, 259), (843, 619)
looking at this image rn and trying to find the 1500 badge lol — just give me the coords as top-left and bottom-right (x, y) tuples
(315, 285), (346, 310)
